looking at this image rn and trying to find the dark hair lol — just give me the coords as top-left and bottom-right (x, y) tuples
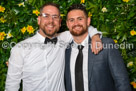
(66, 4), (88, 18)
(40, 2), (60, 14)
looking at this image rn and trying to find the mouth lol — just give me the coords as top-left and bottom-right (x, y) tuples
(45, 24), (55, 30)
(72, 25), (82, 30)
(47, 25), (54, 28)
(74, 26), (81, 30)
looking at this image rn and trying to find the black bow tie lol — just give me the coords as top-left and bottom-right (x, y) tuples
(44, 37), (58, 44)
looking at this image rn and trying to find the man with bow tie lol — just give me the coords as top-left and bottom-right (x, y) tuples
(5, 2), (102, 91)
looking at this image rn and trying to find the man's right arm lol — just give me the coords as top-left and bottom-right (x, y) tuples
(5, 45), (23, 91)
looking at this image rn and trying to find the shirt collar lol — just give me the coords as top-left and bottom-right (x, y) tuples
(36, 31), (45, 43)
(73, 35), (89, 47)
(36, 31), (58, 43)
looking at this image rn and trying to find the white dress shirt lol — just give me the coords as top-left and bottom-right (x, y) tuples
(5, 26), (101, 91)
(70, 35), (89, 91)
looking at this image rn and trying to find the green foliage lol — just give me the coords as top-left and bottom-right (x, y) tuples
(0, 0), (136, 90)
(0, 60), (7, 91)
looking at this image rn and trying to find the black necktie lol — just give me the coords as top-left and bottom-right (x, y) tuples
(75, 45), (84, 91)
(44, 37), (57, 44)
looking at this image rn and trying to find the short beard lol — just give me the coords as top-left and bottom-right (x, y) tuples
(70, 25), (87, 36)
(42, 28), (57, 38)
(40, 22), (58, 38)
(40, 23), (58, 37)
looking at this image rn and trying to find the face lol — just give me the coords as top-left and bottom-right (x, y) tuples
(38, 5), (61, 38)
(66, 10), (90, 36)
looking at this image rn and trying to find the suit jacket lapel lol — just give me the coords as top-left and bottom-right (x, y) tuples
(88, 37), (95, 84)
(65, 42), (73, 91)
(65, 39), (94, 90)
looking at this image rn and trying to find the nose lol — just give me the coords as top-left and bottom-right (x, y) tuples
(74, 20), (78, 25)
(49, 16), (54, 22)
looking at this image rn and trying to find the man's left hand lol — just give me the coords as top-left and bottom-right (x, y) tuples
(91, 34), (103, 54)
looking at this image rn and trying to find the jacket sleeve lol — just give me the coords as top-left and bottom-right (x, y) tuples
(107, 39), (132, 91)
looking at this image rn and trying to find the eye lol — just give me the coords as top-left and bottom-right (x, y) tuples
(44, 15), (49, 18)
(78, 17), (83, 21)
(42, 13), (49, 18)
(69, 19), (74, 22)
(52, 15), (59, 19)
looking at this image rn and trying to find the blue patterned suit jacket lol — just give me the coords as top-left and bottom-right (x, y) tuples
(65, 37), (132, 91)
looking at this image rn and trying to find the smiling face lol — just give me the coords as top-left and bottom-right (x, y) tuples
(66, 9), (90, 37)
(38, 5), (61, 38)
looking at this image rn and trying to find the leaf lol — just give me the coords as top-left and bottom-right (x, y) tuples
(121, 33), (127, 42)
(127, 12), (136, 20)
(116, 32), (122, 40)
(128, 38), (136, 42)
(86, 1), (97, 11)
(27, 0), (34, 4)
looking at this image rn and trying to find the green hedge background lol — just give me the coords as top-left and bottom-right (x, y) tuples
(0, 0), (136, 90)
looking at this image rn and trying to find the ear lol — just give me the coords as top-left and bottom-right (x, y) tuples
(37, 16), (41, 25)
(66, 20), (69, 29)
(87, 17), (91, 26)
(59, 18), (62, 27)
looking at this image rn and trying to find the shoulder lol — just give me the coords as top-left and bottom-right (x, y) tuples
(11, 34), (37, 52)
(101, 37), (115, 44)
(21, 34), (38, 43)
(100, 37), (118, 51)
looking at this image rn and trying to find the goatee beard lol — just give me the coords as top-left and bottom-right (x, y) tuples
(42, 29), (56, 38)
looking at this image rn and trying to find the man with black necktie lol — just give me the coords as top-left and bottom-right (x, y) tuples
(65, 4), (132, 91)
